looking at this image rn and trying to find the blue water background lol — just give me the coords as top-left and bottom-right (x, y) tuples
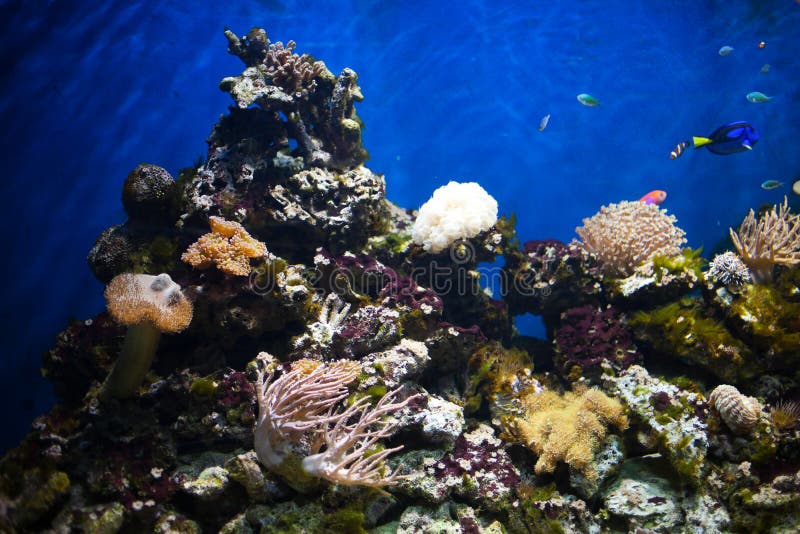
(1, 0), (799, 452)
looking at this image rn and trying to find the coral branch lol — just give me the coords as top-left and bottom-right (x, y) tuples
(301, 388), (414, 492)
(729, 196), (800, 283)
(253, 355), (359, 466)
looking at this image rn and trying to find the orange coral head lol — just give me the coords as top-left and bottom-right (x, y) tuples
(182, 216), (267, 276)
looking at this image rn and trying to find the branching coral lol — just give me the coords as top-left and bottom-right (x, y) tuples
(253, 354), (359, 467)
(182, 216), (267, 276)
(511, 386), (627, 480)
(729, 197), (800, 283)
(576, 201), (686, 276)
(223, 28), (327, 100)
(302, 387), (414, 493)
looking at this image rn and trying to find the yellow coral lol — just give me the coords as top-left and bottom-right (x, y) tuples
(511, 386), (627, 480)
(182, 216), (267, 276)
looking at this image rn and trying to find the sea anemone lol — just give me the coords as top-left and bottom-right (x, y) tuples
(770, 400), (800, 431)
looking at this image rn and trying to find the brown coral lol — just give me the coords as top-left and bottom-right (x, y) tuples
(511, 386), (627, 480)
(729, 196), (800, 283)
(103, 273), (193, 399)
(182, 216), (267, 276)
(708, 384), (762, 435)
(576, 201), (687, 276)
(105, 273), (193, 333)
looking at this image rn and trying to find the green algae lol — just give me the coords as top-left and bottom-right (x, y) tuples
(630, 298), (753, 382)
(190, 376), (219, 397)
(652, 247), (705, 280)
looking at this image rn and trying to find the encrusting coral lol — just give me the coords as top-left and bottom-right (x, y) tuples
(729, 196), (800, 283)
(576, 200), (686, 276)
(102, 273), (193, 399)
(510, 386), (628, 480)
(182, 216), (267, 276)
(709, 384), (762, 435)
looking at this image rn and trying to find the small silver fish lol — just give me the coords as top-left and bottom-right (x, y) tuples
(718, 45), (734, 56)
(538, 114), (551, 132)
(761, 180), (783, 190)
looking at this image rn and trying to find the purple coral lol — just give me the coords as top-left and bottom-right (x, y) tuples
(554, 305), (640, 377)
(380, 276), (444, 313)
(314, 248), (397, 298)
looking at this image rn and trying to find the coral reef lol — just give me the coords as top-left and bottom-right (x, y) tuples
(5, 25), (800, 534)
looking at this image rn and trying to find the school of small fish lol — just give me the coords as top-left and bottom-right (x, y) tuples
(562, 36), (795, 201)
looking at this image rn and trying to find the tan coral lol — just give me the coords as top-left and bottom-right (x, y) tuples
(182, 216), (267, 276)
(105, 273), (193, 333)
(729, 196), (800, 283)
(708, 384), (762, 435)
(576, 201), (687, 276)
(511, 386), (627, 480)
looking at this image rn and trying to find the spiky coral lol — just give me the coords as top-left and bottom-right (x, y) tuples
(729, 197), (800, 283)
(182, 216), (267, 276)
(511, 386), (627, 480)
(576, 201), (686, 276)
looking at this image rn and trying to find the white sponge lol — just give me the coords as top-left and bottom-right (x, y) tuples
(412, 181), (498, 253)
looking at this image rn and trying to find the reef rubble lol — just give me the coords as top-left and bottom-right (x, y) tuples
(2, 27), (800, 534)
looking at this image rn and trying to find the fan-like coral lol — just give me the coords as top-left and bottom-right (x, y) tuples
(729, 197), (800, 283)
(576, 201), (686, 276)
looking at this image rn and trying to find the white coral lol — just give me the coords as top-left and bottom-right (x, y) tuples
(412, 181), (498, 253)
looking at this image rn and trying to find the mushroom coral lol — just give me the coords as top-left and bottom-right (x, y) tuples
(181, 216), (267, 276)
(102, 273), (193, 400)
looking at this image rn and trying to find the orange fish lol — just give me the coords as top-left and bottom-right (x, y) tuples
(670, 141), (690, 159)
(639, 190), (667, 206)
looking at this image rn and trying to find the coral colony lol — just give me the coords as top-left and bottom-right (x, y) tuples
(4, 27), (800, 533)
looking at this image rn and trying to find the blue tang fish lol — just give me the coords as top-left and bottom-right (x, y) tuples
(692, 121), (759, 155)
